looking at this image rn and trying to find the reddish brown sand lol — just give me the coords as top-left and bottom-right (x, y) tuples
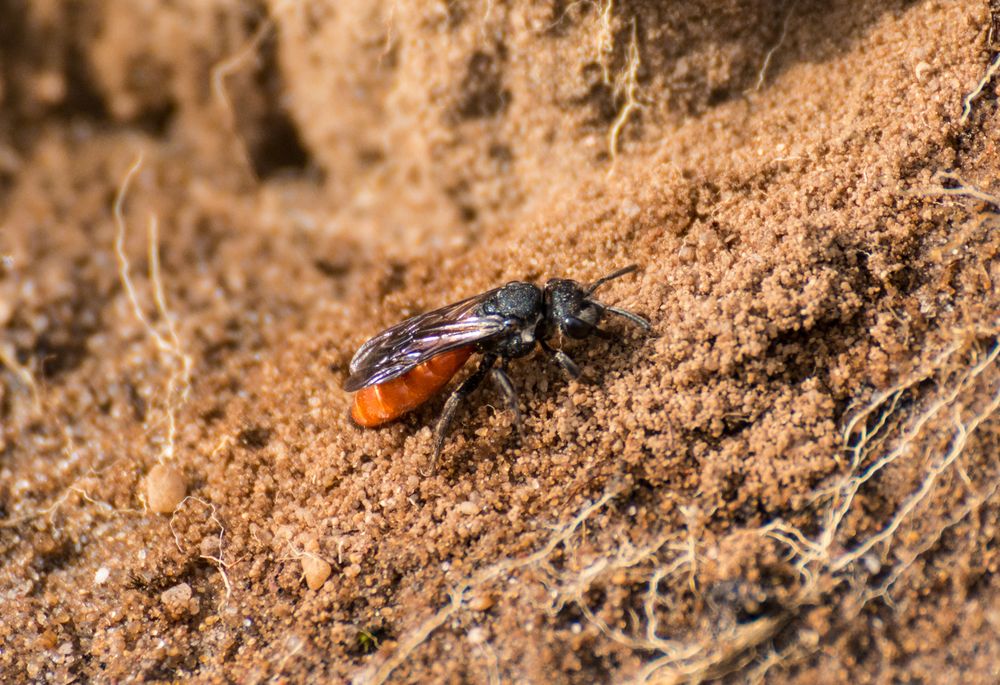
(1, 1), (999, 683)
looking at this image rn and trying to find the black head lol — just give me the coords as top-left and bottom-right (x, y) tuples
(541, 265), (650, 341)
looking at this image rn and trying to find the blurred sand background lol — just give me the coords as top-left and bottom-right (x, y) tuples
(1, 1), (999, 682)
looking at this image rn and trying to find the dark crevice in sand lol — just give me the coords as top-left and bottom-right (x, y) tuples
(239, 22), (314, 180)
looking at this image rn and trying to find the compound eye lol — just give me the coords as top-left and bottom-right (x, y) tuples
(563, 316), (591, 339)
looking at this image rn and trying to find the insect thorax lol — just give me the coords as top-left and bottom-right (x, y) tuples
(477, 282), (544, 359)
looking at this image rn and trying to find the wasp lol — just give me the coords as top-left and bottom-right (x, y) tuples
(343, 265), (650, 471)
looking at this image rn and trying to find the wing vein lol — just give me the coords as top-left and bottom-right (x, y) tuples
(344, 289), (507, 391)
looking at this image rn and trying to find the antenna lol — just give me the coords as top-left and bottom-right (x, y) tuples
(585, 264), (639, 296)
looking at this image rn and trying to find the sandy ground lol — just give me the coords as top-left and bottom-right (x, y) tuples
(1, 1), (999, 683)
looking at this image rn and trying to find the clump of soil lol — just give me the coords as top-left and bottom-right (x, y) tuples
(1, 1), (998, 682)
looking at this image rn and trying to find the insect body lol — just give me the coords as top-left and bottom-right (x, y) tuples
(343, 265), (651, 471)
(351, 347), (472, 426)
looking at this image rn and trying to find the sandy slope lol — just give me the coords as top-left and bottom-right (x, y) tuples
(1, 1), (999, 682)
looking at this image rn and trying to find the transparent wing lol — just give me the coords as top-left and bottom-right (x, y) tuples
(343, 289), (508, 392)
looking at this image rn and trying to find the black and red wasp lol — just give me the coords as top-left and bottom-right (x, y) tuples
(343, 265), (650, 471)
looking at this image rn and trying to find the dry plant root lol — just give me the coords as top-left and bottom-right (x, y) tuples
(358, 485), (626, 685)
(353, 333), (999, 685)
(1, 153), (196, 529)
(607, 20), (641, 168)
(113, 153), (193, 467)
(909, 170), (1000, 207)
(0, 341), (41, 415)
(170, 495), (239, 606)
(753, 6), (795, 92)
(960, 51), (1000, 125)
(116, 156), (245, 604)
(209, 1), (294, 179)
(617, 339), (1000, 684)
(595, 0), (615, 85)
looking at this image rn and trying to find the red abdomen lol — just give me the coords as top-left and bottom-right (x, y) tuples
(350, 347), (473, 427)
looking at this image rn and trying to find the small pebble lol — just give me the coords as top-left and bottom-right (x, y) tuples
(94, 567), (110, 585)
(456, 501), (478, 516)
(468, 593), (494, 612)
(160, 582), (192, 613)
(146, 464), (186, 514)
(302, 555), (332, 590)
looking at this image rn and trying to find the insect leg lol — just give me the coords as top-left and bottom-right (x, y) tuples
(490, 364), (523, 440)
(429, 353), (496, 474)
(540, 339), (581, 379)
